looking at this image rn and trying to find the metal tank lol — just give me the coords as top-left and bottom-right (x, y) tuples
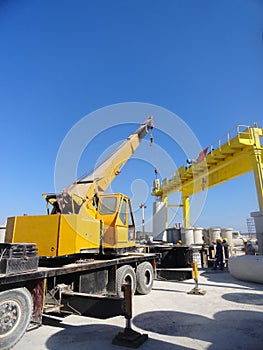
(152, 201), (167, 241)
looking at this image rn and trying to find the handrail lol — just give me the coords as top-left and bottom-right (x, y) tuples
(200, 124), (252, 159)
(160, 124), (259, 188)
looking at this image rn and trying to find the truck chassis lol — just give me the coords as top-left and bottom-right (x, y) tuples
(0, 243), (157, 350)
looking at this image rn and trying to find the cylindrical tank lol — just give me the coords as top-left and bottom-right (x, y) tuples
(251, 211), (263, 255)
(193, 227), (203, 244)
(181, 227), (194, 246)
(202, 228), (210, 245)
(208, 227), (221, 244)
(166, 228), (180, 244)
(152, 201), (167, 241)
(229, 255), (263, 283)
(191, 248), (202, 268)
(0, 227), (5, 243)
(221, 228), (233, 245)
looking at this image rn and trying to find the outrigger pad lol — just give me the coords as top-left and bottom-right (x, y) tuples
(112, 328), (148, 348)
(187, 287), (207, 296)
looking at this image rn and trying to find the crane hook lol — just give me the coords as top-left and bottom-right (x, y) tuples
(150, 131), (153, 145)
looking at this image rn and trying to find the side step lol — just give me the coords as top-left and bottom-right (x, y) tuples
(156, 268), (192, 281)
(61, 292), (125, 319)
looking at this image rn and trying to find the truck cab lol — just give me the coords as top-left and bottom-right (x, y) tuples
(96, 193), (136, 252)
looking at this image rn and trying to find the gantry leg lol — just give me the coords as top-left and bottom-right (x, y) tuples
(251, 148), (263, 211)
(160, 196), (169, 229)
(182, 194), (190, 227)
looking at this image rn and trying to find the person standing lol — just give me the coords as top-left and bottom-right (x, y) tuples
(243, 239), (248, 254)
(246, 242), (256, 255)
(222, 238), (229, 266)
(212, 238), (224, 270)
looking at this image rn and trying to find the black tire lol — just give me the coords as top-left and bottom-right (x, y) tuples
(136, 262), (154, 295)
(116, 265), (136, 297)
(0, 288), (33, 350)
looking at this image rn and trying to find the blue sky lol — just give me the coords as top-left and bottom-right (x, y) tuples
(0, 0), (263, 232)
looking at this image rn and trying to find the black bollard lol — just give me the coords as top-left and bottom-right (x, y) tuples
(112, 284), (148, 348)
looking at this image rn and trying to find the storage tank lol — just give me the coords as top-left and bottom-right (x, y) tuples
(221, 228), (233, 245)
(191, 248), (202, 268)
(0, 226), (5, 243)
(229, 255), (263, 283)
(208, 227), (221, 244)
(166, 228), (181, 244)
(202, 228), (210, 245)
(181, 227), (194, 245)
(251, 211), (263, 255)
(193, 227), (203, 244)
(152, 201), (166, 241)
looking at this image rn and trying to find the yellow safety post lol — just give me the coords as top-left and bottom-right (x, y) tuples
(187, 262), (206, 295)
(192, 262), (199, 282)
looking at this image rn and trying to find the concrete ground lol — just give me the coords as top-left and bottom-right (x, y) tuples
(14, 269), (263, 350)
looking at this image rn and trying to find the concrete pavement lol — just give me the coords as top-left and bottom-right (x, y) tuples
(14, 269), (263, 350)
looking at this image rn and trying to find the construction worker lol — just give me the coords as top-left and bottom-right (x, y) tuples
(222, 238), (229, 266)
(176, 239), (182, 246)
(243, 239), (248, 254)
(246, 241), (256, 255)
(212, 238), (224, 270)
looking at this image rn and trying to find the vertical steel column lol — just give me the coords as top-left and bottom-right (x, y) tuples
(251, 128), (263, 211)
(251, 149), (263, 211)
(182, 194), (190, 227)
(163, 196), (169, 229)
(160, 195), (169, 229)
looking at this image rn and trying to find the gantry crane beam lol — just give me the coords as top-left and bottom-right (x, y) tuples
(152, 124), (263, 226)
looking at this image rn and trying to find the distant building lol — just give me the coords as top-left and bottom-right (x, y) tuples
(0, 226), (6, 243)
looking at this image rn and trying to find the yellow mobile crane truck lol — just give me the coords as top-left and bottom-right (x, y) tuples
(0, 117), (157, 350)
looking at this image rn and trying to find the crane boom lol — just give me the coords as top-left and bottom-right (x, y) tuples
(68, 116), (154, 203)
(43, 116), (154, 213)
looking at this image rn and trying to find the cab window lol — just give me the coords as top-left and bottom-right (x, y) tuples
(119, 198), (127, 225)
(99, 196), (117, 215)
(128, 200), (135, 227)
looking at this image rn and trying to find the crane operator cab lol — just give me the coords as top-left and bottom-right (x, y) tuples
(76, 192), (136, 254)
(96, 193), (136, 253)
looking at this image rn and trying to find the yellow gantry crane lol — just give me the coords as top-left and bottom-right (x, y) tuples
(152, 123), (263, 227)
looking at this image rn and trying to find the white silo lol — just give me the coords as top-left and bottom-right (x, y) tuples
(152, 201), (167, 241)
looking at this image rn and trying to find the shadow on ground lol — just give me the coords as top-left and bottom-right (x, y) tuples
(43, 317), (188, 350)
(200, 269), (263, 292)
(222, 292), (263, 305)
(133, 309), (263, 350)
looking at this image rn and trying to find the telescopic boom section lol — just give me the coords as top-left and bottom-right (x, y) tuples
(66, 116), (154, 206)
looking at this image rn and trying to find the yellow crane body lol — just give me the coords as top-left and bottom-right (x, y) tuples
(152, 124), (263, 226)
(5, 214), (101, 256)
(6, 193), (135, 256)
(6, 117), (154, 257)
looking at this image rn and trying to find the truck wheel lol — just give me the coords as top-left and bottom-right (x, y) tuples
(136, 262), (154, 295)
(0, 288), (33, 350)
(116, 265), (136, 297)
